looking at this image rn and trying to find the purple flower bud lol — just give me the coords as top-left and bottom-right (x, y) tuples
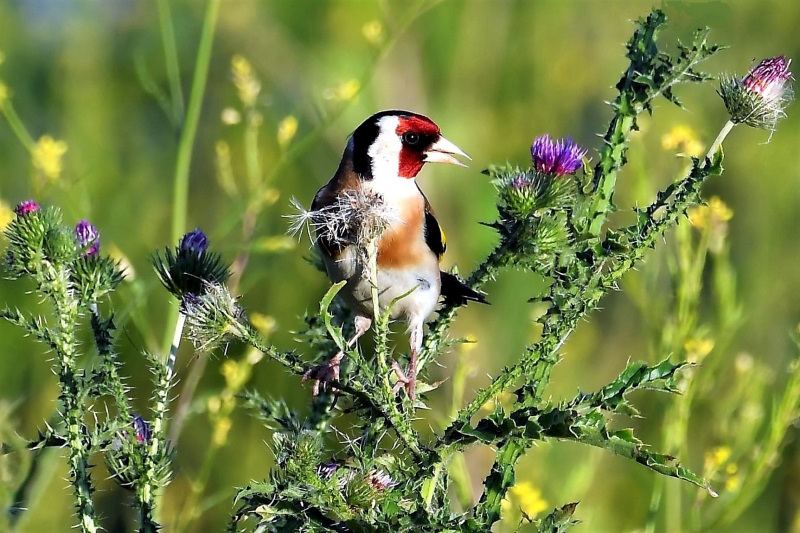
(180, 229), (209, 254)
(133, 415), (152, 444)
(75, 219), (100, 257)
(318, 462), (340, 480)
(14, 200), (40, 217)
(743, 56), (793, 101)
(530, 134), (587, 176)
(720, 56), (794, 131)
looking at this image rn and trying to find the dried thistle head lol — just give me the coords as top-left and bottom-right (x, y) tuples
(287, 187), (398, 274)
(182, 283), (247, 354)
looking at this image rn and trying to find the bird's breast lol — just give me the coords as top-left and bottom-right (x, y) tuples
(376, 195), (430, 268)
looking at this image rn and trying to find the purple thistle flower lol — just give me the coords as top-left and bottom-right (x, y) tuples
(719, 56), (794, 131)
(743, 56), (793, 101)
(180, 229), (209, 254)
(132, 415), (152, 444)
(318, 461), (340, 480)
(14, 200), (40, 217)
(530, 134), (587, 176)
(75, 219), (100, 257)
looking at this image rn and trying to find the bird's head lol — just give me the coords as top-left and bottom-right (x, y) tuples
(348, 110), (470, 181)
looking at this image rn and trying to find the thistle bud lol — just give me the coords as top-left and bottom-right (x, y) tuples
(14, 200), (40, 217)
(133, 415), (152, 444)
(180, 228), (209, 254)
(530, 134), (587, 177)
(75, 219), (100, 257)
(719, 56), (794, 131)
(151, 229), (230, 299)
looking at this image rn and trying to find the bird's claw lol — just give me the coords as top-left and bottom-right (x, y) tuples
(303, 352), (343, 399)
(391, 360), (417, 401)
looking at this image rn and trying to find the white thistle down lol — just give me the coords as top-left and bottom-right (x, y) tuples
(286, 187), (399, 280)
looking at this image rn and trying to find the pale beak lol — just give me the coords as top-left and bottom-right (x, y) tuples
(423, 136), (471, 167)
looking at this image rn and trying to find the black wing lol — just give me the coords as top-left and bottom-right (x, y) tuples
(421, 196), (446, 261)
(440, 271), (489, 306)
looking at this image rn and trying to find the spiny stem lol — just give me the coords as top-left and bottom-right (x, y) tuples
(45, 262), (98, 533)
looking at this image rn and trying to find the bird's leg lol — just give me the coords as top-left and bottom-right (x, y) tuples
(392, 322), (423, 401)
(303, 315), (371, 398)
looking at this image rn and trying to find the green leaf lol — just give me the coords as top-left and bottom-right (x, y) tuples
(321, 281), (347, 351)
(707, 144), (724, 175)
(535, 502), (580, 532)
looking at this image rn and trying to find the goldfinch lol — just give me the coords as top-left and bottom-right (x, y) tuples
(304, 110), (487, 400)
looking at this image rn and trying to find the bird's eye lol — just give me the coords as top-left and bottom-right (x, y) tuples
(402, 131), (420, 146)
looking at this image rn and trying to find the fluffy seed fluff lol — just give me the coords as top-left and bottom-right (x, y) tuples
(182, 283), (247, 354)
(286, 187), (399, 276)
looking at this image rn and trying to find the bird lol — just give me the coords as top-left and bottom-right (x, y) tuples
(304, 110), (488, 401)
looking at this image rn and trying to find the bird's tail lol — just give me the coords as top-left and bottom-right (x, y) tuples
(440, 271), (489, 306)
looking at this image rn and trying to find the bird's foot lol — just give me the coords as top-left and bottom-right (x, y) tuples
(303, 352), (343, 399)
(391, 360), (417, 401)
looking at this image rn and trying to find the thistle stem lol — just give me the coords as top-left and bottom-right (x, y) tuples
(704, 119), (735, 163)
(46, 262), (98, 533)
(167, 312), (186, 380)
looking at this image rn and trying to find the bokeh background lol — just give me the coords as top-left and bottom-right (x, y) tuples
(1, 1), (799, 532)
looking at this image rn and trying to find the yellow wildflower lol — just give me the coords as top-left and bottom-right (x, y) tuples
(684, 337), (714, 363)
(324, 79), (360, 102)
(221, 359), (249, 389)
(503, 481), (548, 518)
(362, 20), (383, 46)
(735, 353), (754, 374)
(0, 200), (13, 233)
(221, 107), (242, 125)
(207, 395), (222, 415)
(212, 416), (232, 446)
(725, 475), (740, 492)
(0, 82), (8, 107)
(277, 115), (298, 149)
(215, 141), (239, 198)
(704, 446), (731, 473)
(662, 125), (704, 157)
(245, 347), (264, 366)
(262, 187), (280, 206)
(688, 196), (733, 230)
(32, 135), (68, 181)
(250, 313), (277, 336)
(254, 235), (296, 253)
(231, 55), (261, 107)
(480, 390), (514, 413)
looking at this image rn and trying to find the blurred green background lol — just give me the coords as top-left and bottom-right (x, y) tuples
(1, 1), (799, 531)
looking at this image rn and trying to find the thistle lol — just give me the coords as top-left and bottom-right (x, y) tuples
(151, 228), (230, 299)
(530, 134), (587, 176)
(14, 199), (40, 216)
(75, 219), (100, 257)
(288, 188), (397, 251)
(288, 187), (398, 284)
(719, 56), (794, 131)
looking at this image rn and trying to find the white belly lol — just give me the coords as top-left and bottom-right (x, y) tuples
(323, 246), (440, 324)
